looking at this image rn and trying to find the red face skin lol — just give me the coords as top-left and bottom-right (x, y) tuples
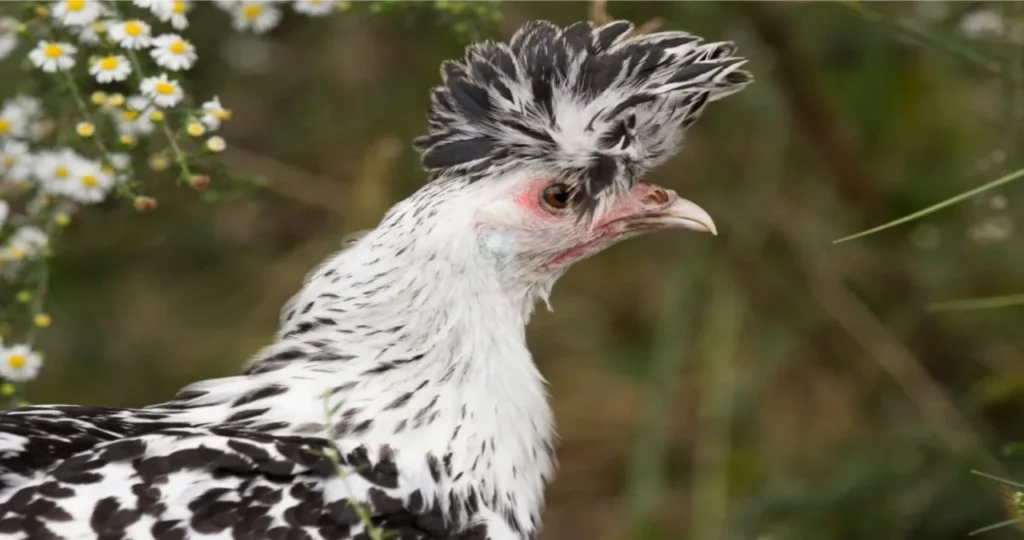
(510, 177), (717, 268)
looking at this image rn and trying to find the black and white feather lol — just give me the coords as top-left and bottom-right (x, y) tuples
(0, 19), (750, 540)
(415, 20), (752, 206)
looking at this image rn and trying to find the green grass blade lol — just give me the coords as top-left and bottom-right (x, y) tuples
(969, 517), (1024, 536)
(928, 294), (1024, 312)
(626, 258), (703, 540)
(840, 1), (1001, 75)
(971, 469), (1024, 490)
(833, 166), (1024, 244)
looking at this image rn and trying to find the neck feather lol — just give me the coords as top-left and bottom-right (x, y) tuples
(230, 181), (555, 537)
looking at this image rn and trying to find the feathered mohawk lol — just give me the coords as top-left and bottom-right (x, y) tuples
(413, 19), (753, 203)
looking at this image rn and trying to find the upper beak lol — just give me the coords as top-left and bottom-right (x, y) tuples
(639, 196), (717, 236)
(612, 185), (717, 236)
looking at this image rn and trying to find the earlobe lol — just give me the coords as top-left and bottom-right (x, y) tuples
(476, 227), (517, 272)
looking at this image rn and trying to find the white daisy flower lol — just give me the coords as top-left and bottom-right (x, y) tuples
(0, 17), (18, 62)
(28, 41), (77, 72)
(4, 226), (49, 263)
(115, 96), (156, 136)
(151, 34), (196, 71)
(0, 140), (29, 175)
(1, 148), (33, 186)
(232, 2), (282, 34)
(0, 344), (43, 382)
(200, 96), (232, 130)
(68, 158), (115, 204)
(961, 10), (1003, 38)
(35, 148), (84, 196)
(7, 96), (43, 121)
(0, 105), (28, 139)
(0, 201), (7, 230)
(213, 0), (243, 12)
(108, 19), (152, 50)
(153, 0), (191, 30)
(89, 54), (131, 83)
(12, 227), (48, 252)
(206, 135), (226, 152)
(140, 74), (184, 108)
(0, 96), (45, 141)
(108, 152), (131, 171)
(73, 20), (104, 45)
(293, 0), (335, 16)
(5, 160), (34, 184)
(51, 0), (102, 27)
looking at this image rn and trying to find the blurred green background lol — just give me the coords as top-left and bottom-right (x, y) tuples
(18, 1), (1024, 538)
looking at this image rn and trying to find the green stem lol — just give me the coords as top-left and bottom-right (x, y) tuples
(41, 24), (119, 165)
(23, 256), (49, 347)
(108, 1), (192, 179)
(121, 46), (192, 177)
(58, 69), (112, 156)
(321, 391), (386, 540)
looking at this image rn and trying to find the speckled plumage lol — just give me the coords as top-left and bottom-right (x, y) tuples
(0, 19), (749, 540)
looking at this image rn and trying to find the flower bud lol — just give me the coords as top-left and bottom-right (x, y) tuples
(133, 196), (158, 212)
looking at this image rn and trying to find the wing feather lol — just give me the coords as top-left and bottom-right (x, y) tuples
(0, 426), (453, 539)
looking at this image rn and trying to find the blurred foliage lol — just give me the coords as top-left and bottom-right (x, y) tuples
(11, 1), (1024, 539)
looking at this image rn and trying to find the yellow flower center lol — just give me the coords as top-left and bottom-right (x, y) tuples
(243, 4), (262, 19)
(169, 40), (187, 54)
(81, 174), (97, 187)
(125, 21), (143, 36)
(55, 166), (69, 178)
(8, 248), (24, 261)
(76, 122), (95, 137)
(0, 119), (9, 134)
(3, 156), (15, 167)
(100, 56), (118, 70)
(173, 0), (185, 14)
(7, 354), (25, 369)
(66, 0), (85, 12)
(122, 110), (139, 121)
(214, 108), (231, 120)
(155, 81), (175, 95)
(43, 43), (63, 59)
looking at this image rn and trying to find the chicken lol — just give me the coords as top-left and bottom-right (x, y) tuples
(0, 19), (750, 540)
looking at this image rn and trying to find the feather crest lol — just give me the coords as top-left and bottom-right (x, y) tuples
(414, 19), (753, 203)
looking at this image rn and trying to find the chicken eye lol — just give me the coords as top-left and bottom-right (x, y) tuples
(541, 183), (572, 211)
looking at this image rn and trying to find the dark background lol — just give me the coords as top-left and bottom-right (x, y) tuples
(19, 2), (1024, 539)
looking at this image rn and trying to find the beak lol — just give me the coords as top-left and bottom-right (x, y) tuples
(636, 196), (717, 236)
(550, 185), (715, 267)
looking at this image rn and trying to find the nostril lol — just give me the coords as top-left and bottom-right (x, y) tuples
(642, 187), (671, 206)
